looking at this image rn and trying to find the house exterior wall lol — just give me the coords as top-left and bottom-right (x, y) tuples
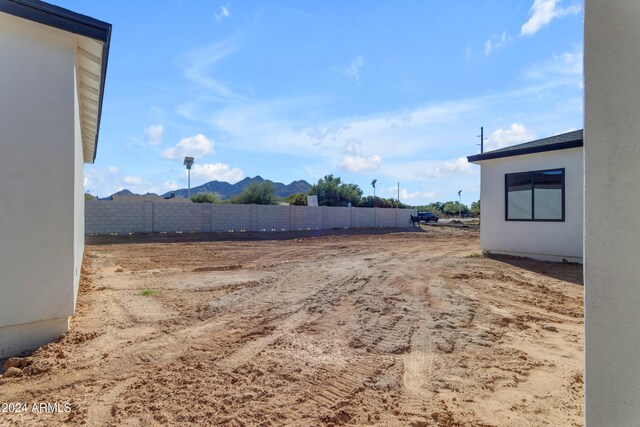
(476, 147), (583, 263)
(73, 65), (85, 309)
(0, 14), (82, 358)
(585, 1), (640, 424)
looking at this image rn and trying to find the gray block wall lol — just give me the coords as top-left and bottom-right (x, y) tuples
(153, 202), (203, 232)
(291, 206), (323, 230)
(85, 200), (416, 235)
(211, 204), (251, 232)
(352, 207), (375, 228)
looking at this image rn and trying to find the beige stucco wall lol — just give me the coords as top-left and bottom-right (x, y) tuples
(0, 13), (85, 358)
(475, 147), (583, 263)
(585, 1), (640, 425)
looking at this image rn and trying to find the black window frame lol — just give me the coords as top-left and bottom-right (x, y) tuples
(504, 168), (565, 222)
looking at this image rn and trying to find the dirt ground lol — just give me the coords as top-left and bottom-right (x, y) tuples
(0, 226), (584, 426)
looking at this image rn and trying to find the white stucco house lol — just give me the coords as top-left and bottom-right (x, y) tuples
(467, 130), (583, 263)
(0, 0), (111, 358)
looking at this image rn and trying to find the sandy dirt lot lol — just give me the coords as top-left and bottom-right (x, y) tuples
(0, 227), (583, 426)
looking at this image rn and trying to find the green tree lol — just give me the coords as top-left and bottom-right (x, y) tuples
(443, 201), (470, 217)
(233, 182), (276, 205)
(339, 183), (363, 206)
(191, 192), (221, 203)
(470, 200), (480, 216)
(359, 196), (403, 208)
(285, 192), (308, 205)
(308, 174), (363, 206)
(84, 193), (95, 201)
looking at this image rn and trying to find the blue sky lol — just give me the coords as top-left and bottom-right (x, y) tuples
(61, 0), (583, 205)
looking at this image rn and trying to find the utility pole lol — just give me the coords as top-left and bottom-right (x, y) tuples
(397, 182), (400, 204)
(478, 127), (487, 153)
(458, 190), (462, 219)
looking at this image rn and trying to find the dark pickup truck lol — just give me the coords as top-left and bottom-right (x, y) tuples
(417, 212), (439, 222)
(410, 212), (439, 225)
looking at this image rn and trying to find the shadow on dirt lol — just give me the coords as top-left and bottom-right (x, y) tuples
(87, 227), (427, 246)
(489, 254), (584, 287)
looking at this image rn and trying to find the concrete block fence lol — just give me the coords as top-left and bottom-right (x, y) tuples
(85, 200), (416, 235)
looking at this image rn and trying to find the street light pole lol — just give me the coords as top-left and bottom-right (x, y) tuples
(184, 156), (194, 199)
(371, 179), (377, 199)
(458, 190), (462, 219)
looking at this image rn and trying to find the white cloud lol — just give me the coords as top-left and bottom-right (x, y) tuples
(423, 191), (437, 199)
(386, 186), (422, 201)
(523, 49), (583, 82)
(421, 157), (474, 179)
(178, 76), (580, 167)
(144, 124), (164, 145)
(215, 4), (231, 22)
(344, 56), (364, 82)
(401, 189), (421, 200)
(124, 176), (143, 185)
(182, 39), (242, 101)
(162, 134), (215, 160)
(162, 180), (179, 191)
(485, 123), (535, 151)
(521, 0), (581, 37)
(84, 176), (92, 188)
(339, 154), (382, 173)
(484, 31), (511, 55)
(108, 166), (119, 174)
(342, 141), (363, 156)
(188, 162), (244, 183)
(306, 125), (350, 143)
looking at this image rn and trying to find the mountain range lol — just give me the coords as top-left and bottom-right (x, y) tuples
(107, 176), (311, 200)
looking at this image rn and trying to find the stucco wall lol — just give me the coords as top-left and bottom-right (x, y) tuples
(73, 65), (85, 309)
(86, 201), (416, 234)
(475, 147), (583, 262)
(0, 12), (79, 350)
(585, 1), (640, 425)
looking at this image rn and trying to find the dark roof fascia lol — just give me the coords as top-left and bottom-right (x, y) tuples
(467, 139), (583, 163)
(0, 0), (112, 163)
(0, 0), (111, 41)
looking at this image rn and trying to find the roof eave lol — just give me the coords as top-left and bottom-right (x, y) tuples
(91, 28), (110, 163)
(467, 140), (583, 163)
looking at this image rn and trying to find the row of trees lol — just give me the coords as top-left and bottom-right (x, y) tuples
(191, 182), (278, 205)
(413, 200), (480, 217)
(191, 174), (480, 216)
(286, 175), (409, 208)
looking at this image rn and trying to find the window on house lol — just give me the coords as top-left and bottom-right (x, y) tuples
(505, 168), (564, 221)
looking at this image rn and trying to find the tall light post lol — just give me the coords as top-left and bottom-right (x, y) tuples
(458, 190), (462, 219)
(371, 179), (377, 199)
(184, 156), (194, 199)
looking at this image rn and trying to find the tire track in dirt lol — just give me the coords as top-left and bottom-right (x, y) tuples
(0, 229), (584, 427)
(216, 273), (372, 371)
(402, 324), (435, 416)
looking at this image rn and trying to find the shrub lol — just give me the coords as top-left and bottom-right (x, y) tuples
(233, 182), (276, 205)
(285, 192), (308, 205)
(191, 192), (221, 203)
